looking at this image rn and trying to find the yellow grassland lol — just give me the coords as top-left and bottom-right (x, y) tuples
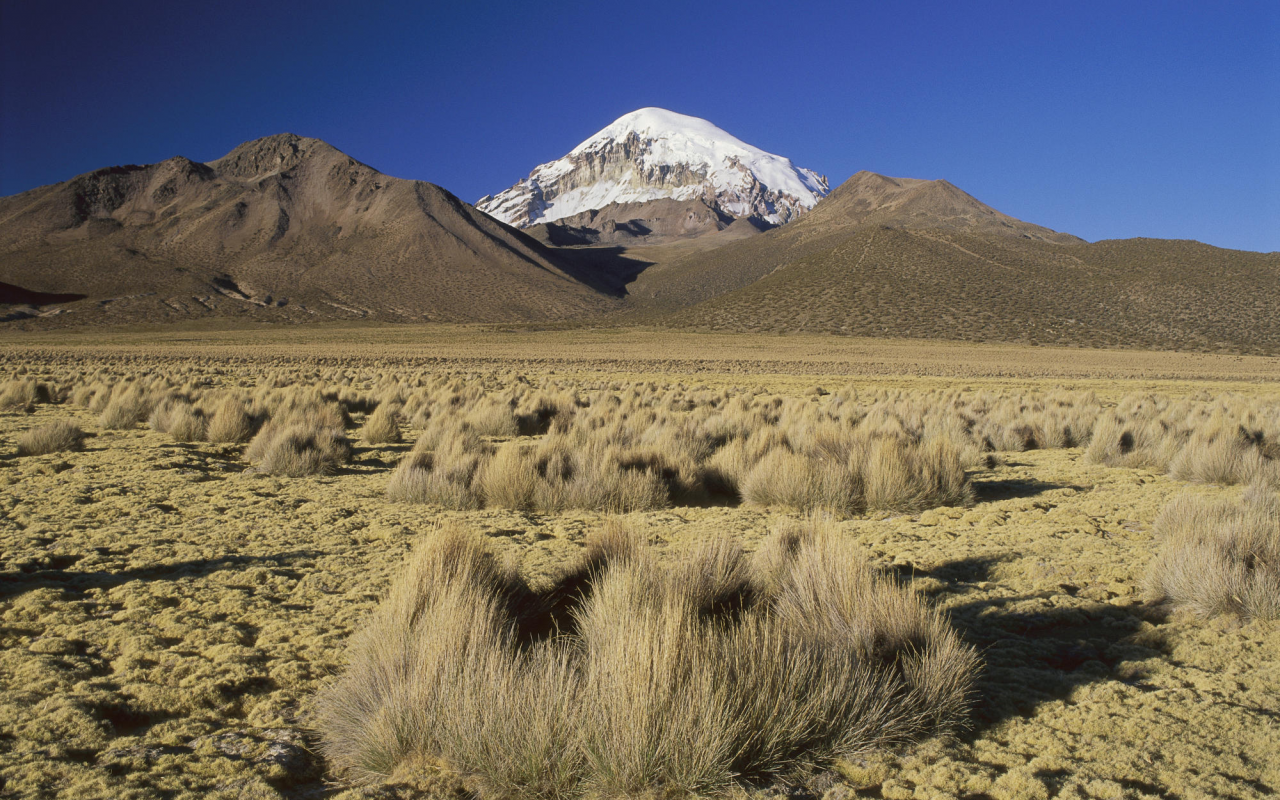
(0, 327), (1277, 798)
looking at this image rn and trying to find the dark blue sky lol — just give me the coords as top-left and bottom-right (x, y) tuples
(2, 1), (1277, 251)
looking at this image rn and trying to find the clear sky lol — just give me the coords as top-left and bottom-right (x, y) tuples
(2, 0), (1277, 251)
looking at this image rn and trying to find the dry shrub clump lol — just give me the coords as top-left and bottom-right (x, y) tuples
(362, 403), (403, 445)
(315, 518), (977, 796)
(1146, 484), (1280, 621)
(149, 396), (207, 442)
(390, 425), (670, 514)
(387, 426), (489, 510)
(380, 383), (988, 516)
(1087, 394), (1280, 487)
(206, 395), (256, 443)
(246, 398), (353, 476)
(98, 383), (151, 430)
(1169, 423), (1280, 487)
(740, 430), (972, 515)
(16, 420), (85, 456)
(0, 378), (53, 412)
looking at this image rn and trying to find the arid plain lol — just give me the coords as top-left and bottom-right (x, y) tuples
(2, 325), (1278, 800)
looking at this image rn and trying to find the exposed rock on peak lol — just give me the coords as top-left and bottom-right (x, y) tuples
(478, 108), (829, 234)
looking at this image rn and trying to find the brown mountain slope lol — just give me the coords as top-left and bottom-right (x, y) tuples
(0, 134), (616, 326)
(798, 171), (1081, 242)
(661, 225), (1280, 354)
(624, 171), (1081, 307)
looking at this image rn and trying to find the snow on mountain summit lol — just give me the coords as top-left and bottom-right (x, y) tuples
(477, 108), (829, 228)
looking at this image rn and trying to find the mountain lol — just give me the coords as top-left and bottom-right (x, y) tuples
(477, 108), (829, 243)
(622, 170), (1080, 308)
(0, 134), (616, 326)
(797, 171), (1081, 243)
(640, 172), (1280, 354)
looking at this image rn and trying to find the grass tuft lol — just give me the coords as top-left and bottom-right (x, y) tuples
(17, 420), (85, 456)
(206, 395), (256, 443)
(246, 422), (353, 477)
(362, 403), (403, 445)
(1146, 484), (1280, 621)
(315, 518), (977, 795)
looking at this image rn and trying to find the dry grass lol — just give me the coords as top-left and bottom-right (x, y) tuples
(315, 518), (977, 796)
(98, 388), (147, 430)
(3, 341), (1280, 798)
(205, 394), (256, 443)
(1087, 395), (1280, 488)
(1146, 484), (1280, 621)
(0, 378), (52, 412)
(386, 426), (488, 509)
(246, 422), (353, 477)
(362, 403), (403, 445)
(16, 419), (85, 455)
(149, 396), (206, 442)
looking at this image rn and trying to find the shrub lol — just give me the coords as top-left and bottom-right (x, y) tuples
(315, 518), (977, 796)
(206, 396), (255, 443)
(149, 396), (206, 442)
(1146, 484), (1280, 621)
(17, 420), (85, 456)
(246, 422), (353, 477)
(362, 404), (403, 445)
(387, 426), (488, 509)
(0, 379), (51, 412)
(99, 395), (145, 430)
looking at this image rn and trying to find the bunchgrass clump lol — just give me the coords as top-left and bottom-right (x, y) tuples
(16, 420), (85, 456)
(362, 403), (403, 445)
(0, 379), (52, 412)
(246, 422), (353, 477)
(1146, 484), (1280, 621)
(149, 396), (206, 442)
(387, 425), (488, 509)
(315, 517), (978, 796)
(206, 395), (256, 443)
(99, 393), (146, 430)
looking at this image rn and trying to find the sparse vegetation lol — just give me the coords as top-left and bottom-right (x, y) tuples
(16, 419), (84, 455)
(246, 421), (353, 477)
(315, 518), (977, 794)
(655, 224), (1280, 355)
(361, 402), (402, 444)
(1146, 484), (1280, 621)
(1, 333), (1278, 799)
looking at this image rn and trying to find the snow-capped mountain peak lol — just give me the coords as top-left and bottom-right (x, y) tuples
(477, 108), (829, 229)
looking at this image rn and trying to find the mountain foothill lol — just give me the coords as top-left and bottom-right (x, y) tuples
(2, 110), (1275, 354)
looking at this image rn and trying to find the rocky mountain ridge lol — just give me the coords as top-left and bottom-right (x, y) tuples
(477, 108), (829, 235)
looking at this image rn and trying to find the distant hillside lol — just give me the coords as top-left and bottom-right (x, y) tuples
(0, 134), (616, 326)
(623, 171), (1082, 307)
(659, 225), (1280, 353)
